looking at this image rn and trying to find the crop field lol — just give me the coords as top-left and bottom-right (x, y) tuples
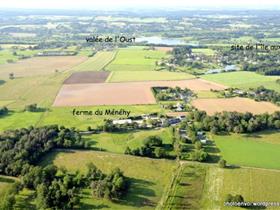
(72, 51), (116, 71)
(212, 132), (280, 169)
(0, 56), (87, 79)
(86, 128), (173, 153)
(106, 48), (166, 71)
(108, 71), (195, 82)
(64, 71), (111, 84)
(54, 79), (226, 106)
(41, 150), (176, 210)
(202, 167), (280, 209)
(192, 97), (280, 115)
(154, 47), (173, 52)
(201, 71), (280, 92)
(0, 72), (70, 109)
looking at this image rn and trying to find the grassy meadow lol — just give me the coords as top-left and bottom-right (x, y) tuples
(86, 128), (173, 153)
(202, 167), (280, 210)
(201, 71), (280, 92)
(212, 131), (280, 169)
(106, 48), (167, 71)
(41, 150), (176, 210)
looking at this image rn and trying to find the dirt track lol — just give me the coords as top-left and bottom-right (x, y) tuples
(53, 79), (226, 106)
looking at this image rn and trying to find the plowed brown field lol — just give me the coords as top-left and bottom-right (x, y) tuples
(53, 79), (226, 106)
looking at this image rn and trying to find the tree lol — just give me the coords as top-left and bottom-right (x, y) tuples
(9, 73), (14, 80)
(195, 141), (202, 150)
(154, 147), (166, 158)
(219, 159), (227, 168)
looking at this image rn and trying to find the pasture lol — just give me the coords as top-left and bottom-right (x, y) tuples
(108, 71), (195, 82)
(201, 71), (280, 92)
(41, 150), (176, 210)
(202, 167), (280, 209)
(0, 56), (87, 79)
(72, 51), (116, 71)
(192, 97), (280, 115)
(53, 79), (226, 106)
(86, 128), (173, 153)
(106, 48), (166, 71)
(212, 132), (280, 169)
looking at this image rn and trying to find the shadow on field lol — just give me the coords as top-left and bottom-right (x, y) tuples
(118, 177), (156, 207)
(0, 80), (5, 86)
(204, 141), (221, 163)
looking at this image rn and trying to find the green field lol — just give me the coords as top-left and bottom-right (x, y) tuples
(0, 49), (39, 65)
(0, 73), (69, 109)
(72, 51), (116, 71)
(212, 132), (280, 169)
(163, 164), (206, 210)
(106, 48), (166, 71)
(109, 71), (195, 82)
(0, 176), (15, 199)
(201, 71), (280, 92)
(86, 128), (173, 153)
(41, 150), (176, 210)
(196, 90), (219, 99)
(202, 167), (280, 210)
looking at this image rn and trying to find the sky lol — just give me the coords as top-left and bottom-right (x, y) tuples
(1, 0), (280, 10)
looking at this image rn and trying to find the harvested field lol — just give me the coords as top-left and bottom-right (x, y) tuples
(192, 97), (280, 115)
(0, 56), (87, 79)
(63, 71), (110, 84)
(53, 79), (226, 106)
(155, 47), (173, 52)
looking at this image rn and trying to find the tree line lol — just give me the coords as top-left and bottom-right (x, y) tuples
(184, 110), (280, 134)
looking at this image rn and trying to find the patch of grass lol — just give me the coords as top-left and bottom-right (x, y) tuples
(201, 71), (280, 92)
(0, 111), (43, 132)
(202, 167), (280, 209)
(72, 51), (116, 71)
(212, 132), (280, 169)
(109, 71), (195, 82)
(196, 90), (219, 99)
(106, 48), (167, 71)
(0, 176), (15, 199)
(41, 150), (176, 210)
(86, 128), (173, 153)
